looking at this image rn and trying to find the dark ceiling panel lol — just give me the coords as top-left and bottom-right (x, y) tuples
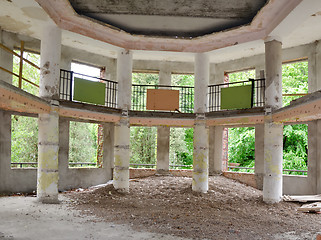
(68, 0), (268, 37)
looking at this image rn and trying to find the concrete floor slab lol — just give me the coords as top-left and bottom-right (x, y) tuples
(0, 195), (189, 240)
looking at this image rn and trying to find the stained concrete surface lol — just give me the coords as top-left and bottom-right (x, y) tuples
(0, 195), (190, 240)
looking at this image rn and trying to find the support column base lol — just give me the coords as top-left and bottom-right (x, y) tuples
(209, 170), (222, 176)
(255, 173), (264, 190)
(37, 194), (60, 204)
(156, 169), (171, 175)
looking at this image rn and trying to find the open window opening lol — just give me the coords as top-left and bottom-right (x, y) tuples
(11, 115), (38, 168)
(283, 123), (308, 176)
(228, 69), (255, 83)
(69, 121), (100, 168)
(282, 60), (308, 107)
(130, 126), (157, 169)
(13, 50), (40, 96)
(169, 127), (193, 170)
(227, 127), (255, 173)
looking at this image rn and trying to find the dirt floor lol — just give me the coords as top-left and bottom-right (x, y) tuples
(66, 175), (321, 240)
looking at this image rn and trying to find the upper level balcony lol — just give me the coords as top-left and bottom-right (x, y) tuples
(59, 69), (265, 115)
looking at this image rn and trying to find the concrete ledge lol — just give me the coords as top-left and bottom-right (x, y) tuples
(223, 171), (257, 189)
(129, 168), (193, 179)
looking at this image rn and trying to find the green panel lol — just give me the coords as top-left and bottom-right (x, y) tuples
(73, 77), (105, 105)
(221, 85), (252, 110)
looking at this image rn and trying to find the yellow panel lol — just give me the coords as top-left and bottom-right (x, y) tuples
(146, 89), (179, 111)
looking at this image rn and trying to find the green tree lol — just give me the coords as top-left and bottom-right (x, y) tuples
(11, 115), (38, 167)
(130, 127), (157, 167)
(227, 63), (308, 175)
(69, 121), (98, 167)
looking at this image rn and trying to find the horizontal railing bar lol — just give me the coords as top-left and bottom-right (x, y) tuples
(132, 84), (193, 89)
(129, 163), (192, 168)
(282, 93), (308, 96)
(11, 162), (37, 165)
(228, 166), (307, 173)
(61, 69), (117, 84)
(208, 78), (265, 87)
(69, 162), (96, 165)
(0, 66), (39, 88)
(0, 42), (40, 70)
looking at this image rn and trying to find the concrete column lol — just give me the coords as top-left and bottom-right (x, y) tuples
(157, 62), (171, 173)
(209, 126), (224, 175)
(37, 23), (61, 203)
(113, 49), (132, 192)
(263, 39), (283, 203)
(255, 124), (264, 190)
(0, 30), (13, 192)
(106, 58), (117, 81)
(192, 53), (209, 193)
(58, 53), (71, 191)
(255, 67), (265, 190)
(208, 64), (224, 176)
(58, 118), (69, 191)
(103, 122), (115, 179)
(308, 41), (321, 194)
(157, 126), (170, 173)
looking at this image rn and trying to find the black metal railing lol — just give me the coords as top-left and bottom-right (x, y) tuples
(59, 69), (118, 108)
(129, 163), (193, 169)
(131, 84), (194, 113)
(228, 166), (307, 175)
(208, 78), (265, 112)
(11, 162), (98, 168)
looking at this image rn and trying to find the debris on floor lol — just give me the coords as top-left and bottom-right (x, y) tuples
(66, 175), (321, 240)
(297, 202), (321, 213)
(283, 194), (321, 202)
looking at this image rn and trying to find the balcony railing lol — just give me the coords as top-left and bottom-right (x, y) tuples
(60, 70), (265, 114)
(131, 84), (194, 113)
(60, 69), (118, 108)
(208, 78), (265, 112)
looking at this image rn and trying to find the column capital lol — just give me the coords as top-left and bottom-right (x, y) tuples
(264, 36), (282, 44)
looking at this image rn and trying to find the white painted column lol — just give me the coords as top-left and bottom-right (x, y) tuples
(208, 126), (224, 175)
(263, 38), (283, 203)
(103, 122), (115, 179)
(37, 23), (61, 203)
(157, 62), (171, 173)
(208, 65), (224, 175)
(192, 53), (209, 193)
(255, 67), (265, 190)
(113, 49), (132, 192)
(103, 59), (116, 179)
(308, 41), (321, 194)
(0, 29), (13, 192)
(58, 55), (71, 191)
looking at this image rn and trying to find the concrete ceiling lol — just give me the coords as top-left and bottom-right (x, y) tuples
(0, 0), (321, 64)
(68, 0), (267, 38)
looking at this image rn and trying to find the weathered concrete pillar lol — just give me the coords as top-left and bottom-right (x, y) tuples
(37, 23), (61, 203)
(106, 58), (117, 81)
(101, 59), (116, 179)
(157, 62), (171, 173)
(308, 41), (321, 194)
(255, 67), (265, 190)
(192, 53), (209, 193)
(209, 126), (224, 175)
(263, 38), (283, 203)
(103, 122), (115, 179)
(113, 49), (132, 192)
(208, 65), (224, 176)
(255, 124), (264, 190)
(58, 118), (69, 191)
(0, 30), (13, 193)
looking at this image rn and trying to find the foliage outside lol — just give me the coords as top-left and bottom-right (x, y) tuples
(10, 54), (309, 175)
(228, 63), (308, 175)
